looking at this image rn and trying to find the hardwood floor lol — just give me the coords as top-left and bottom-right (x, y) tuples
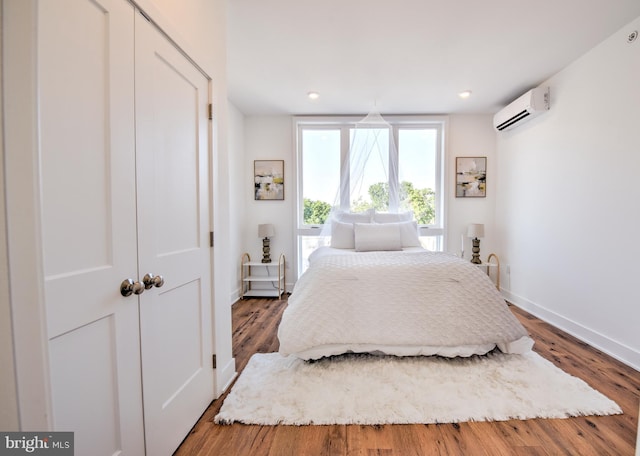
(175, 297), (639, 456)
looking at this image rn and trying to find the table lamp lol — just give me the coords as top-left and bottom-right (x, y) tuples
(467, 223), (484, 264)
(258, 224), (275, 263)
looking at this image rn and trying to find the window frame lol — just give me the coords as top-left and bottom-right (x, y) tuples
(294, 115), (447, 274)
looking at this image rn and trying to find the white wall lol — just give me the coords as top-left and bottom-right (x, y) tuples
(242, 116), (296, 288)
(133, 0), (220, 77)
(228, 103), (248, 301)
(240, 114), (498, 288)
(496, 16), (640, 370)
(447, 115), (498, 259)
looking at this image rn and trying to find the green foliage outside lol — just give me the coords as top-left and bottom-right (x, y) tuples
(303, 181), (435, 225)
(303, 198), (332, 225)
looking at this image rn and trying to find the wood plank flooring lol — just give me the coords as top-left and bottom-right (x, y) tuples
(175, 297), (639, 456)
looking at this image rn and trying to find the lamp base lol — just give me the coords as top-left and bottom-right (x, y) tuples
(470, 238), (482, 264)
(261, 237), (272, 263)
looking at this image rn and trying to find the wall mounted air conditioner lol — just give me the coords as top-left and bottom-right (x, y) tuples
(493, 87), (550, 131)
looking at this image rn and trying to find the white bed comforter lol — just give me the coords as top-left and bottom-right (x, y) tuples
(278, 248), (533, 360)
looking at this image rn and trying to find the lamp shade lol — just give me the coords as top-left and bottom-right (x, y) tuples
(258, 223), (275, 238)
(467, 223), (485, 239)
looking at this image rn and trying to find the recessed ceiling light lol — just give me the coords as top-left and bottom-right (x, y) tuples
(458, 90), (472, 99)
(307, 91), (320, 100)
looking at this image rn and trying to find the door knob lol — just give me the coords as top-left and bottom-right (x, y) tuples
(120, 278), (145, 297)
(143, 273), (165, 289)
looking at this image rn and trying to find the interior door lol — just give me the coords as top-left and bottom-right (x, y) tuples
(134, 12), (214, 455)
(38, 0), (145, 455)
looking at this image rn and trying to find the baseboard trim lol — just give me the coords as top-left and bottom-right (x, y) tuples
(230, 287), (241, 306)
(502, 289), (639, 372)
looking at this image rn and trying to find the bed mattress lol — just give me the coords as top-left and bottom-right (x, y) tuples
(278, 248), (533, 360)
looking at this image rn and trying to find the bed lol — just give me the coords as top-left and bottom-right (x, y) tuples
(278, 215), (533, 360)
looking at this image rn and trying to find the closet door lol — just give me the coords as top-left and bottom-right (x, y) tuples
(38, 0), (145, 455)
(134, 13), (214, 455)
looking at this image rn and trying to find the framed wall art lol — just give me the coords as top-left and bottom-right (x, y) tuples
(456, 157), (486, 197)
(254, 160), (284, 200)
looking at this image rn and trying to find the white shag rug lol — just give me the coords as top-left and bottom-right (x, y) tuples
(215, 352), (622, 425)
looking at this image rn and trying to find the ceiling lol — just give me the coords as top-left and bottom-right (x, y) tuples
(227, 0), (640, 116)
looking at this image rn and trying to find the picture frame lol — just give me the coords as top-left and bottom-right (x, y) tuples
(456, 157), (487, 197)
(254, 160), (284, 200)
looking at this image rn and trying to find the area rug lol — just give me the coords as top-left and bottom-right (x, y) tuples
(214, 352), (622, 425)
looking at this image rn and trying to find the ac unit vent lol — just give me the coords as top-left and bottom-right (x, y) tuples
(493, 87), (549, 132)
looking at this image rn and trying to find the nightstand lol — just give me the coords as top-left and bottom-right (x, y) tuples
(241, 253), (285, 299)
(476, 253), (500, 290)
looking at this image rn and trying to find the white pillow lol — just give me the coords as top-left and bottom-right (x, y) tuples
(330, 220), (355, 249)
(397, 221), (421, 247)
(373, 211), (413, 223)
(334, 208), (373, 223)
(354, 223), (402, 252)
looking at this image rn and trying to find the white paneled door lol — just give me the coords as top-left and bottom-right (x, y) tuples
(40, 0), (144, 454)
(38, 1), (213, 455)
(134, 12), (213, 456)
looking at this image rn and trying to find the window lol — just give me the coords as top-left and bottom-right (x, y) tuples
(397, 128), (439, 225)
(301, 128), (341, 226)
(295, 116), (446, 275)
